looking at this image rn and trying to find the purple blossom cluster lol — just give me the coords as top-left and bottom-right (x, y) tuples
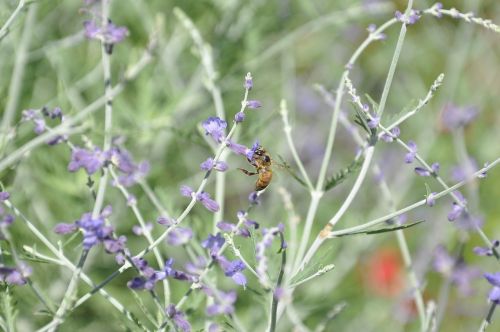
(201, 232), (247, 286)
(0, 263), (32, 286)
(433, 246), (480, 296)
(54, 205), (126, 252)
(395, 9), (421, 25)
(440, 103), (479, 131)
(256, 223), (285, 285)
(0, 192), (14, 238)
(68, 145), (149, 186)
(204, 287), (237, 316)
(128, 257), (196, 291)
(180, 185), (220, 212)
(22, 107), (67, 145)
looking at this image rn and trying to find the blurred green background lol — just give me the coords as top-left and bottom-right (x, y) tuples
(1, 0), (500, 331)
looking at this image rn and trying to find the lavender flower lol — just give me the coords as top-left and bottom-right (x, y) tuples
(167, 227), (193, 246)
(109, 148), (150, 187)
(204, 288), (237, 316)
(217, 256), (247, 286)
(202, 233), (225, 258)
(447, 203), (464, 222)
(0, 191), (10, 201)
(484, 273), (500, 305)
(83, 20), (128, 50)
(103, 235), (127, 254)
(246, 100), (262, 109)
(246, 141), (260, 161)
(157, 216), (175, 226)
(367, 115), (380, 129)
(255, 223), (285, 286)
(216, 221), (250, 238)
(68, 147), (108, 175)
(22, 109), (46, 134)
(132, 222), (153, 236)
(428, 3), (444, 18)
(380, 127), (400, 142)
(202, 117), (227, 143)
(54, 206), (120, 251)
(196, 192), (220, 212)
(227, 140), (250, 156)
(454, 213), (483, 231)
(474, 240), (500, 257)
(200, 158), (228, 172)
(166, 305), (191, 332)
(244, 72), (253, 90)
(163, 258), (196, 282)
(180, 185), (194, 198)
(185, 256), (207, 276)
(440, 103), (479, 131)
(248, 191), (260, 205)
(0, 263), (32, 286)
(234, 111), (245, 123)
(433, 246), (480, 296)
(395, 9), (421, 25)
(367, 24), (386, 40)
(404, 141), (417, 163)
(426, 192), (437, 207)
(447, 192), (467, 222)
(0, 205), (14, 235)
(414, 162), (440, 177)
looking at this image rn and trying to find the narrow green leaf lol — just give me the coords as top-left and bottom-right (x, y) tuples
(324, 156), (364, 191)
(334, 220), (425, 237)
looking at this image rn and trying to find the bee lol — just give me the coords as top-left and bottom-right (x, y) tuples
(238, 145), (273, 191)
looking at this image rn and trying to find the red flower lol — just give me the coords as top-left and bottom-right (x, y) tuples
(363, 247), (404, 297)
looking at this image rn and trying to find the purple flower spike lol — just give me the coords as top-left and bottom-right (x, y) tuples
(202, 117), (227, 143)
(440, 103), (479, 131)
(166, 305), (191, 332)
(447, 203), (465, 222)
(485, 273), (500, 288)
(473, 241), (499, 257)
(234, 111), (245, 123)
(197, 192), (220, 212)
(227, 140), (249, 156)
(246, 100), (262, 109)
(246, 141), (260, 161)
(84, 20), (129, 46)
(489, 286), (500, 304)
(0, 192), (10, 201)
(214, 160), (228, 172)
(248, 191), (260, 205)
(180, 185), (194, 198)
(200, 158), (214, 171)
(426, 192), (437, 207)
(244, 73), (253, 90)
(68, 147), (107, 175)
(157, 216), (175, 226)
(167, 227), (193, 246)
(54, 223), (78, 234)
(381, 127), (400, 142)
(405, 141), (417, 163)
(205, 288), (237, 316)
(202, 233), (225, 258)
(367, 115), (380, 129)
(395, 9), (421, 25)
(103, 235), (127, 254)
(200, 158), (228, 172)
(219, 258), (247, 286)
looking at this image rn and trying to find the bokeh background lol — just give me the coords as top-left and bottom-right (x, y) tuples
(1, 0), (500, 331)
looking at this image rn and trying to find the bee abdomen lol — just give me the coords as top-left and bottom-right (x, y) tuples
(255, 170), (273, 191)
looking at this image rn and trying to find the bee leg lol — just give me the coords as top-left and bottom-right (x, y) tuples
(238, 168), (257, 176)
